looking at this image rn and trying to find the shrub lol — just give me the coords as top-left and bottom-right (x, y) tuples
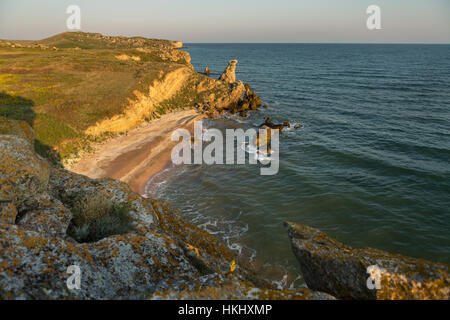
(68, 191), (135, 243)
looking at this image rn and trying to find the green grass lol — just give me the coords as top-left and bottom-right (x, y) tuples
(69, 202), (135, 243)
(0, 33), (178, 160)
(63, 189), (135, 243)
(0, 32), (217, 163)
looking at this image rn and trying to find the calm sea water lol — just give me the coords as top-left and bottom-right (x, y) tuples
(146, 44), (450, 288)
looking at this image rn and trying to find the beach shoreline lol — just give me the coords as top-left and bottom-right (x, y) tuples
(67, 109), (205, 195)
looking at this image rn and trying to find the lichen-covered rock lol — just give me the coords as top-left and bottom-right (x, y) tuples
(0, 223), (199, 299)
(219, 60), (238, 83)
(150, 279), (336, 300)
(16, 197), (72, 238)
(48, 166), (158, 233)
(285, 222), (450, 300)
(0, 135), (50, 209)
(0, 118), (35, 145)
(0, 202), (17, 224)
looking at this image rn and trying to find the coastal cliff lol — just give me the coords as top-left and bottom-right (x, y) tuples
(0, 32), (259, 165)
(2, 32), (448, 300)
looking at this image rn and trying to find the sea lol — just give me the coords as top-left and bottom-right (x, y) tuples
(145, 43), (450, 288)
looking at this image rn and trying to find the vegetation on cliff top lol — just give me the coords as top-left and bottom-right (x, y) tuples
(0, 32), (228, 163)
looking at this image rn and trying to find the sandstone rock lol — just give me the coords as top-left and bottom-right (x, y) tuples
(209, 81), (245, 113)
(241, 83), (262, 110)
(219, 60), (238, 83)
(204, 67), (211, 76)
(285, 221), (450, 300)
(172, 41), (184, 49)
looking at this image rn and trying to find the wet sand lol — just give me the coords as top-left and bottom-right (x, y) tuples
(67, 109), (205, 195)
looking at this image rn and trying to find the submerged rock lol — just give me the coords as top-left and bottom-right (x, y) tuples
(285, 221), (450, 300)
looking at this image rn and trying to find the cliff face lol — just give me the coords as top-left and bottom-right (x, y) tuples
(0, 117), (335, 300)
(285, 222), (449, 300)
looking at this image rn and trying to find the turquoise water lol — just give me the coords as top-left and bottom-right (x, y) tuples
(146, 44), (450, 287)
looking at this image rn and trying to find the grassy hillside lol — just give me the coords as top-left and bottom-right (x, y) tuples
(0, 32), (228, 163)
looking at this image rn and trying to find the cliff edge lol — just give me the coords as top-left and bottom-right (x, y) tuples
(285, 221), (449, 300)
(0, 32), (260, 165)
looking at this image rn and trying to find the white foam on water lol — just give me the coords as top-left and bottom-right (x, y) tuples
(241, 141), (273, 164)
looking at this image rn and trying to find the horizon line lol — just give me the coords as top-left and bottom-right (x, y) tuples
(2, 31), (449, 45)
(185, 42), (450, 45)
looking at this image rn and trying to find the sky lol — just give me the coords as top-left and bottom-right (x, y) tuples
(0, 0), (449, 43)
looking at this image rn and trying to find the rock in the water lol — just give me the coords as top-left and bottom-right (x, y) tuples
(285, 221), (450, 300)
(241, 83), (262, 111)
(204, 67), (211, 76)
(219, 60), (238, 83)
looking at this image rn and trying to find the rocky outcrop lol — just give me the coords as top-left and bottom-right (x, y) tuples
(241, 83), (262, 110)
(0, 117), (332, 300)
(136, 47), (191, 65)
(150, 281), (335, 300)
(285, 222), (450, 300)
(204, 67), (210, 76)
(219, 60), (238, 83)
(197, 61), (262, 117)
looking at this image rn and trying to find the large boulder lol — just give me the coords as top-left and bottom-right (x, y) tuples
(285, 222), (450, 300)
(0, 223), (199, 299)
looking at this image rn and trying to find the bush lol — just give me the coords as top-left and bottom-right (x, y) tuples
(68, 191), (134, 243)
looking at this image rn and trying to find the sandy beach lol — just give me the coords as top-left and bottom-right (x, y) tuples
(67, 109), (205, 195)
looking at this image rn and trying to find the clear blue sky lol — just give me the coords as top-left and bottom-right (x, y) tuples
(1, 0), (449, 43)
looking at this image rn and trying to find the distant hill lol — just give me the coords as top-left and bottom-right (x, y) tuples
(36, 32), (181, 50)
